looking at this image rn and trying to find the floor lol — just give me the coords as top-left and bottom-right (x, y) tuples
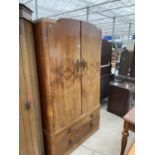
(71, 99), (135, 155)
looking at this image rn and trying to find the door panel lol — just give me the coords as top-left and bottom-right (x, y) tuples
(47, 19), (82, 132)
(81, 21), (102, 113)
(23, 20), (45, 155)
(20, 19), (44, 155)
(19, 43), (34, 155)
(19, 104), (29, 155)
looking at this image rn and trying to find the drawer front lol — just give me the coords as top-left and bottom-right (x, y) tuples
(55, 106), (99, 142)
(55, 116), (99, 155)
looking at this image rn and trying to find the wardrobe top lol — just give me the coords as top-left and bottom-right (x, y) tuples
(19, 3), (33, 21)
(33, 17), (100, 31)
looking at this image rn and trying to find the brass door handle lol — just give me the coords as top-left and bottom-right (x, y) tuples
(68, 139), (74, 144)
(74, 59), (87, 74)
(75, 59), (81, 73)
(81, 59), (87, 70)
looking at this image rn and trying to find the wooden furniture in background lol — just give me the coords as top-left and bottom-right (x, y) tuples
(114, 75), (135, 83)
(130, 46), (135, 77)
(126, 142), (135, 155)
(101, 40), (112, 67)
(120, 107), (135, 155)
(119, 49), (133, 76)
(19, 4), (44, 155)
(107, 81), (135, 117)
(100, 40), (112, 100)
(33, 18), (102, 155)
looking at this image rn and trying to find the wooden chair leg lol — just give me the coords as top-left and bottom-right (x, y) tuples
(120, 121), (129, 155)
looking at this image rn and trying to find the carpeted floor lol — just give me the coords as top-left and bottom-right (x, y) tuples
(71, 102), (135, 155)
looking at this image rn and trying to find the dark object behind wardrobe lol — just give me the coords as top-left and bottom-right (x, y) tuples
(100, 40), (113, 100)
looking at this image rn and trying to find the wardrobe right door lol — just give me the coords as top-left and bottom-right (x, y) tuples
(81, 21), (102, 113)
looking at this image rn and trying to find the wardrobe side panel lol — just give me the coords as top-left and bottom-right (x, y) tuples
(33, 20), (54, 133)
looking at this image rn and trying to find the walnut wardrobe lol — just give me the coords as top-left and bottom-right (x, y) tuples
(33, 18), (102, 155)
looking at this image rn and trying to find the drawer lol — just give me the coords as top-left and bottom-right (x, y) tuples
(55, 106), (100, 142)
(55, 116), (99, 155)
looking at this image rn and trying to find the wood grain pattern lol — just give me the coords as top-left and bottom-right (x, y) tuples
(81, 21), (102, 113)
(33, 18), (101, 155)
(43, 106), (99, 155)
(55, 116), (99, 155)
(19, 110), (29, 155)
(48, 19), (82, 132)
(33, 19), (55, 133)
(20, 48), (33, 155)
(34, 18), (82, 133)
(19, 18), (44, 155)
(55, 106), (99, 142)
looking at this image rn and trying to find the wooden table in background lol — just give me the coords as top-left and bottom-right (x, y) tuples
(108, 81), (135, 117)
(126, 142), (135, 155)
(120, 107), (135, 155)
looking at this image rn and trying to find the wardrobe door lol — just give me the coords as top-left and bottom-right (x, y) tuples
(19, 18), (44, 155)
(20, 49), (34, 155)
(81, 21), (102, 113)
(47, 19), (82, 132)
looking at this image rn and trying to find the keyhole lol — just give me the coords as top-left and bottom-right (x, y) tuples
(25, 101), (31, 111)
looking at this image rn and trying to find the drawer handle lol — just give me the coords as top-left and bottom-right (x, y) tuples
(90, 114), (94, 118)
(75, 59), (81, 73)
(90, 123), (93, 127)
(68, 139), (74, 144)
(81, 59), (87, 70)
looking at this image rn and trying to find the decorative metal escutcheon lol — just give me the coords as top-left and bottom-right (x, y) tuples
(81, 59), (87, 70)
(25, 101), (31, 111)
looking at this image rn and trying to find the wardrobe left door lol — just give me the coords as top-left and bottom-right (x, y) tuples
(19, 18), (44, 155)
(47, 19), (82, 132)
